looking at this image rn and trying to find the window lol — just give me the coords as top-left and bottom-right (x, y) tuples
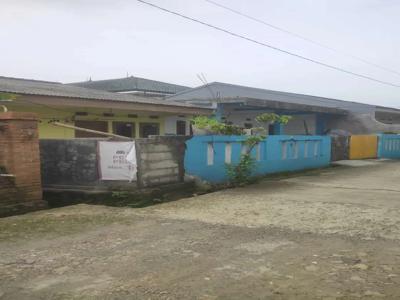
(244, 123), (253, 129)
(74, 120), (108, 138)
(113, 122), (135, 138)
(176, 120), (186, 135)
(139, 123), (160, 138)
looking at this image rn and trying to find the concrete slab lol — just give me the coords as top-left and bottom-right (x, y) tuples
(332, 159), (387, 167)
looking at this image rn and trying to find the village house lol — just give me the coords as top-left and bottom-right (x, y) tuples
(166, 82), (400, 135)
(0, 76), (210, 139)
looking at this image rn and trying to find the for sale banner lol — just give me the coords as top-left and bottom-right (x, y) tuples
(98, 141), (137, 181)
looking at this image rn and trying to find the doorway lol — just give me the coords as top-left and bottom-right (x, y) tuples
(113, 122), (135, 138)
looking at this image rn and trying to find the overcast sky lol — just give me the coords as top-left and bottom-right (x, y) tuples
(1, 0), (399, 107)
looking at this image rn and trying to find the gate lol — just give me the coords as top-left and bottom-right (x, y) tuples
(349, 135), (377, 160)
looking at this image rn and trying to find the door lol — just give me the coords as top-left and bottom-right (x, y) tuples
(113, 122), (135, 138)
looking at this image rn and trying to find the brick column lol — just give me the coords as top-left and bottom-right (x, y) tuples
(0, 112), (46, 216)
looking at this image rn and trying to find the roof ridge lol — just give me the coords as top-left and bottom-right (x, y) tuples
(165, 82), (217, 99)
(170, 81), (385, 109)
(68, 75), (191, 89)
(0, 76), (60, 84)
(208, 81), (360, 105)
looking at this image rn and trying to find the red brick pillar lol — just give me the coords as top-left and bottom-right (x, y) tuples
(0, 112), (46, 216)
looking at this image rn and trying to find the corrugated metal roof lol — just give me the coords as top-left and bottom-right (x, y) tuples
(167, 82), (396, 113)
(69, 76), (190, 94)
(0, 76), (204, 110)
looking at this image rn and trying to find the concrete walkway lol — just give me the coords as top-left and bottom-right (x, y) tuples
(1, 160), (400, 299)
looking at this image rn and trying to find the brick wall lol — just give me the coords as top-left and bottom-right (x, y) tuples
(0, 112), (46, 217)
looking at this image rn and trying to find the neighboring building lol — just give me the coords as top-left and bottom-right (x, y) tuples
(0, 76), (210, 139)
(69, 76), (190, 98)
(166, 82), (400, 135)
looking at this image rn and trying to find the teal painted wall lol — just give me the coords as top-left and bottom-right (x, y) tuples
(378, 134), (400, 159)
(185, 135), (331, 183)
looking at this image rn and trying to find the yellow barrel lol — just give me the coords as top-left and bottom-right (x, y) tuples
(349, 135), (378, 159)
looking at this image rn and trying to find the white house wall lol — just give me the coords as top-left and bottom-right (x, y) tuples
(164, 116), (190, 135)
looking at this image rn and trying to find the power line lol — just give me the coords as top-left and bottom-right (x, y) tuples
(136, 0), (400, 89)
(204, 0), (400, 77)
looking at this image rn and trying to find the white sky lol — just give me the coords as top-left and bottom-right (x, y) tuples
(1, 0), (399, 107)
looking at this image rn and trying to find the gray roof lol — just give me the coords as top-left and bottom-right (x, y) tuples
(0, 76), (205, 110)
(69, 76), (190, 94)
(167, 82), (397, 113)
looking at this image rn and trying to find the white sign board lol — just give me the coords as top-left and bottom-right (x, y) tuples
(98, 141), (137, 181)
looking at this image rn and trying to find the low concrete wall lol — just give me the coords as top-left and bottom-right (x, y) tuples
(185, 135), (331, 183)
(40, 136), (188, 191)
(136, 136), (187, 188)
(40, 139), (101, 188)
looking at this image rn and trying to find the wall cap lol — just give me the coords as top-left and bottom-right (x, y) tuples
(0, 112), (38, 121)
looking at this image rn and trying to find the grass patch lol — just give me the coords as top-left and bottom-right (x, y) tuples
(0, 209), (132, 242)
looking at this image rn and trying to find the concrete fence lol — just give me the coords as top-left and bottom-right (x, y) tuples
(40, 136), (188, 191)
(378, 134), (400, 159)
(185, 135), (331, 183)
(330, 134), (400, 161)
(330, 136), (350, 161)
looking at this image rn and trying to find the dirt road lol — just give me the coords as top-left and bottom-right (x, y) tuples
(1, 160), (400, 299)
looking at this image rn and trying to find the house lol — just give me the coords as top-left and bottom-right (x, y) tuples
(166, 82), (400, 135)
(0, 76), (211, 139)
(69, 76), (190, 98)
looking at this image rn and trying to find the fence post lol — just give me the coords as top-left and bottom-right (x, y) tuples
(0, 112), (47, 216)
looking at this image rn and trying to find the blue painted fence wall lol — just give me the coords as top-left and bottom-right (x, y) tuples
(378, 134), (400, 159)
(185, 135), (331, 183)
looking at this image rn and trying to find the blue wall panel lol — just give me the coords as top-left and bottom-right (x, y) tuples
(185, 135), (331, 183)
(378, 134), (400, 159)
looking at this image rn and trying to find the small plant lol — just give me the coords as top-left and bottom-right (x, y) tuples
(226, 135), (265, 186)
(226, 153), (256, 186)
(191, 116), (221, 130)
(191, 116), (243, 135)
(255, 113), (292, 134)
(255, 113), (291, 125)
(0, 93), (18, 101)
(244, 135), (265, 148)
(111, 191), (129, 200)
(225, 113), (291, 186)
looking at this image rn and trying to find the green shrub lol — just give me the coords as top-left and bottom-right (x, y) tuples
(191, 116), (243, 135)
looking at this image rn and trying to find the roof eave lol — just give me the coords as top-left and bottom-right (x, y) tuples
(172, 97), (348, 115)
(14, 94), (213, 115)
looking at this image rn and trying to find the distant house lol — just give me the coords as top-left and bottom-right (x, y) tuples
(69, 76), (190, 98)
(166, 82), (400, 135)
(0, 76), (210, 139)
